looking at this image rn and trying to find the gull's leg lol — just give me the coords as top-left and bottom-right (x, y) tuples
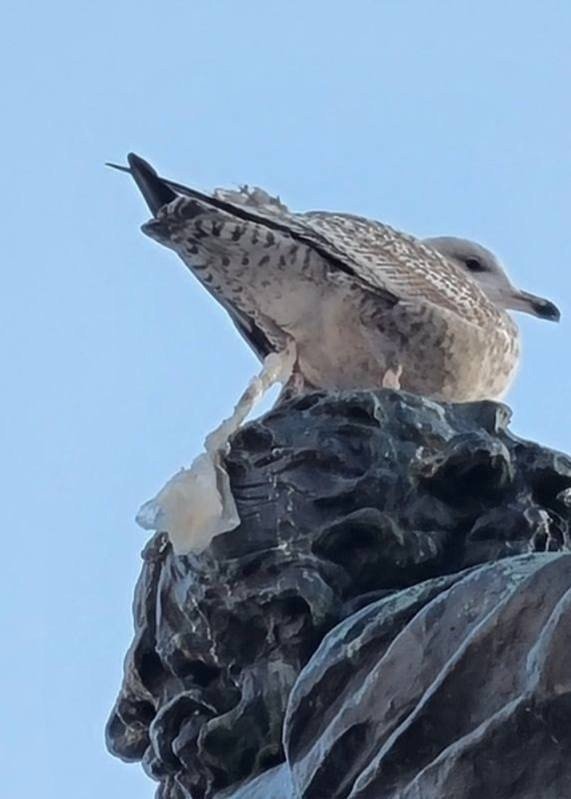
(381, 364), (402, 390)
(136, 342), (297, 555)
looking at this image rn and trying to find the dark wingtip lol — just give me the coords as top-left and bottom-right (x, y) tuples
(127, 152), (155, 174)
(116, 153), (178, 216)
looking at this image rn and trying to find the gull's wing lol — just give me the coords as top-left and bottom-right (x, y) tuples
(111, 155), (278, 359)
(112, 155), (399, 296)
(133, 160), (496, 326)
(112, 154), (495, 351)
(298, 211), (498, 326)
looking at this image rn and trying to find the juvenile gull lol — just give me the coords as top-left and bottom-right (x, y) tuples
(112, 154), (560, 553)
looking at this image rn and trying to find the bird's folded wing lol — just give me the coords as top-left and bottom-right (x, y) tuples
(153, 175), (399, 305)
(128, 159), (493, 328)
(299, 212), (496, 325)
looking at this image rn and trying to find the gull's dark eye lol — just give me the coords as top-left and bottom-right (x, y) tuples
(464, 257), (487, 273)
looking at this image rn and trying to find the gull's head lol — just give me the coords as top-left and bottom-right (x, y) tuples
(424, 236), (560, 322)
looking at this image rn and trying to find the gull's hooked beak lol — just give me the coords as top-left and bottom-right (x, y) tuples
(505, 289), (561, 322)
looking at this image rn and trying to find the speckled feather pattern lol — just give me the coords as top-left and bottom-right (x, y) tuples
(142, 186), (521, 402)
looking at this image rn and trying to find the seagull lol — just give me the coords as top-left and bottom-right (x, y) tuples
(112, 153), (559, 403)
(110, 153), (560, 553)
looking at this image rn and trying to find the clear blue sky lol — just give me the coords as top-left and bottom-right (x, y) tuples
(2, 2), (570, 797)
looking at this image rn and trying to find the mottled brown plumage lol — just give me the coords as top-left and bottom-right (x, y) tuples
(116, 154), (559, 403)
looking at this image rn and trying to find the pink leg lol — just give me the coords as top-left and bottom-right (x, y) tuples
(381, 364), (402, 390)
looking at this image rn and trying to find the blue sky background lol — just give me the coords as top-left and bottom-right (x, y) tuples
(2, 2), (570, 797)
